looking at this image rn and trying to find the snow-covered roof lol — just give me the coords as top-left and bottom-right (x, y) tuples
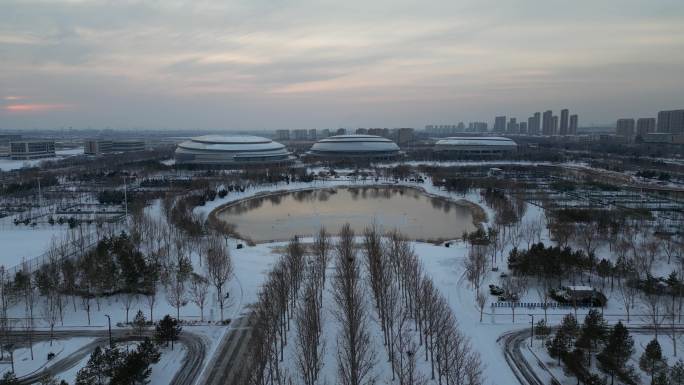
(567, 285), (594, 291)
(435, 136), (517, 147)
(310, 135), (400, 154)
(177, 135), (286, 152)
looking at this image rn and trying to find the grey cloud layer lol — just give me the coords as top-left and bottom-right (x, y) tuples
(1, 0), (683, 130)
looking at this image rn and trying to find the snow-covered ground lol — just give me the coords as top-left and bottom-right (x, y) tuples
(0, 337), (95, 379)
(0, 147), (84, 171)
(3, 170), (680, 384)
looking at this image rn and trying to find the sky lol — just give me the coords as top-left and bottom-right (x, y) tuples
(1, 0), (683, 131)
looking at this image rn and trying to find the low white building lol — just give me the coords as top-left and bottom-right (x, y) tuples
(434, 136), (517, 156)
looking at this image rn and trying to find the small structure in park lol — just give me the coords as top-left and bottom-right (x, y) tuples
(552, 285), (607, 307)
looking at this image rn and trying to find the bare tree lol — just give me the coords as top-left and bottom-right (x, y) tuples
(121, 292), (137, 324)
(165, 264), (189, 320)
(332, 224), (376, 385)
(476, 291), (487, 323)
(295, 274), (324, 385)
(502, 275), (527, 323)
(464, 245), (489, 295)
(189, 273), (210, 322)
(204, 235), (233, 322)
(642, 291), (666, 341)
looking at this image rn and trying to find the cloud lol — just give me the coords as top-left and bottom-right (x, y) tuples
(0, 0), (683, 129)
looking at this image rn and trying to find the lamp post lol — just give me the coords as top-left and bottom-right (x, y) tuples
(528, 314), (534, 347)
(104, 314), (113, 348)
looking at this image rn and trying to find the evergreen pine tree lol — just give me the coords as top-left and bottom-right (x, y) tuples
(133, 310), (147, 337)
(671, 359), (684, 385)
(0, 372), (19, 385)
(155, 315), (182, 350)
(640, 339), (668, 385)
(577, 309), (608, 352)
(597, 321), (634, 385)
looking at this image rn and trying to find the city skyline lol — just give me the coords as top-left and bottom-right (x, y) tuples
(1, 0), (684, 131)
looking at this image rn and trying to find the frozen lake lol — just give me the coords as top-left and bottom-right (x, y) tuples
(216, 186), (477, 242)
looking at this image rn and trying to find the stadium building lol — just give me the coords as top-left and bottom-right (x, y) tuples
(308, 134), (401, 159)
(434, 136), (517, 156)
(175, 135), (293, 165)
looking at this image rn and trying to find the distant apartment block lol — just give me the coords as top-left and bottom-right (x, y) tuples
(560, 109), (569, 135)
(275, 129), (290, 141)
(552, 115), (559, 135)
(293, 129), (309, 141)
(84, 139), (146, 155)
(657, 109), (684, 134)
(519, 121), (528, 134)
(542, 110), (553, 135)
(10, 140), (56, 160)
(506, 118), (518, 133)
(636, 118), (656, 137)
(531, 112), (541, 135)
(308, 129), (317, 140)
(616, 119), (636, 142)
(569, 114), (578, 135)
(395, 127), (415, 146)
(494, 116), (506, 132)
(468, 122), (488, 132)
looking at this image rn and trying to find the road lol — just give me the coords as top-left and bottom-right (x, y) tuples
(4, 329), (205, 385)
(500, 325), (684, 385)
(499, 329), (546, 385)
(199, 315), (253, 385)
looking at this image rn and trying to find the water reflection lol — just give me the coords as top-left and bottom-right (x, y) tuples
(216, 187), (476, 242)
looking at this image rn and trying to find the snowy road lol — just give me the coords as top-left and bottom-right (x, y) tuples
(5, 329), (206, 385)
(198, 316), (252, 385)
(501, 325), (684, 385)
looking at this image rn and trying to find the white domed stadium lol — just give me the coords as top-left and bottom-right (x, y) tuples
(434, 136), (517, 156)
(308, 135), (401, 159)
(175, 135), (293, 165)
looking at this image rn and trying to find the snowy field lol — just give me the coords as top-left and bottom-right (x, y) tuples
(0, 147), (84, 171)
(2, 171), (680, 384)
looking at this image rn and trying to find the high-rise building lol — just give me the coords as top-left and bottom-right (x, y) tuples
(636, 118), (656, 137)
(560, 109), (569, 135)
(396, 128), (415, 146)
(542, 110), (553, 135)
(519, 121), (528, 134)
(569, 114), (578, 135)
(616, 119), (636, 142)
(308, 129), (317, 140)
(494, 116), (506, 132)
(657, 109), (684, 134)
(506, 118), (518, 133)
(532, 112), (541, 134)
(293, 129), (308, 140)
(457, 122), (465, 131)
(468, 122), (488, 132)
(552, 116), (559, 135)
(276, 129), (290, 141)
(527, 117), (535, 135)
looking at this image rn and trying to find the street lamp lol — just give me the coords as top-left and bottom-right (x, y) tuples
(528, 314), (534, 347)
(104, 314), (113, 348)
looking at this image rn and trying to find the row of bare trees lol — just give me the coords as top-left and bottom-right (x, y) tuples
(244, 236), (307, 385)
(365, 226), (484, 385)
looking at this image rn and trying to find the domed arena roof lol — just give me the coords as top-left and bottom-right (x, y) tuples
(434, 136), (517, 147)
(175, 135), (292, 165)
(434, 136), (517, 156)
(309, 135), (401, 158)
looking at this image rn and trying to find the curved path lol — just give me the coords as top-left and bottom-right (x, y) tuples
(501, 325), (684, 385)
(5, 329), (205, 385)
